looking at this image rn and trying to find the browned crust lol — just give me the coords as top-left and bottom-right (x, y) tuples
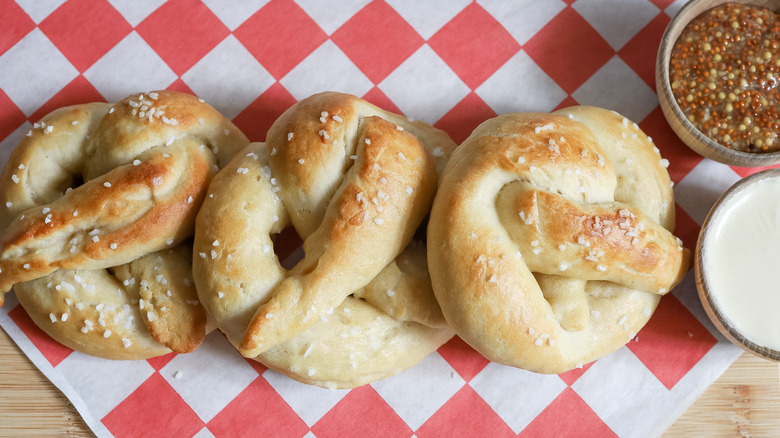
(0, 90), (247, 359)
(428, 107), (689, 373)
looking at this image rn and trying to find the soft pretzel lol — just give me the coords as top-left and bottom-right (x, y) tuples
(0, 90), (249, 359)
(428, 106), (689, 374)
(194, 92), (455, 388)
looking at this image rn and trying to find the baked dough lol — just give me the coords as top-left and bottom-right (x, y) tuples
(0, 91), (248, 359)
(428, 106), (689, 374)
(194, 92), (456, 388)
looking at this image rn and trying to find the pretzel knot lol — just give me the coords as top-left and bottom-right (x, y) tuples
(428, 106), (690, 374)
(0, 90), (249, 358)
(194, 92), (456, 388)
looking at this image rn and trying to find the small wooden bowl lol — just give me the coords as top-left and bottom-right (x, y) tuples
(656, 0), (780, 167)
(695, 168), (780, 361)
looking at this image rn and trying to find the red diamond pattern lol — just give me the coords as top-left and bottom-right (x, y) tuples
(312, 385), (412, 438)
(102, 373), (205, 438)
(361, 86), (403, 115)
(39, 0), (131, 72)
(436, 335), (490, 382)
(136, 0), (230, 76)
(244, 357), (268, 375)
(233, 82), (297, 142)
(8, 304), (73, 367)
(146, 352), (178, 371)
(428, 3), (520, 89)
(673, 204), (700, 256)
(555, 96), (583, 111)
(165, 79), (196, 95)
(558, 362), (595, 386)
(0, 0), (35, 56)
(29, 75), (105, 122)
(629, 294), (718, 390)
(234, 0), (328, 79)
(649, 0), (677, 9)
(521, 388), (617, 438)
(434, 92), (497, 145)
(207, 378), (308, 438)
(416, 386), (514, 438)
(332, 1), (423, 84)
(618, 13), (670, 89)
(731, 162), (780, 179)
(524, 7), (614, 94)
(0, 88), (26, 141)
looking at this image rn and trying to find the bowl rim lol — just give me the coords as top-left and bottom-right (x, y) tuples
(695, 167), (780, 361)
(656, 0), (780, 166)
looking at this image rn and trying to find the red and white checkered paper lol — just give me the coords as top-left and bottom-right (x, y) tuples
(0, 0), (766, 436)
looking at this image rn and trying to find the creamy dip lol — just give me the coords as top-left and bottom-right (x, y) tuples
(704, 175), (780, 351)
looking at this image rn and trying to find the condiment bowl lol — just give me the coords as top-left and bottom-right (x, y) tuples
(696, 168), (780, 361)
(656, 0), (780, 167)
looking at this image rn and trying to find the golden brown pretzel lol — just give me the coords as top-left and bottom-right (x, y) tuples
(0, 90), (249, 358)
(194, 92), (455, 388)
(428, 106), (689, 374)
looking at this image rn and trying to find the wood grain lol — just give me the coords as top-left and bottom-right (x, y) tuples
(1, 325), (778, 437)
(665, 353), (780, 437)
(0, 328), (90, 437)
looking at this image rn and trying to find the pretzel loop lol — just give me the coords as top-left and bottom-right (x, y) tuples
(194, 92), (456, 388)
(0, 91), (249, 358)
(428, 107), (689, 373)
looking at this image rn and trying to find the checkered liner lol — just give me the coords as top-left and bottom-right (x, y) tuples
(0, 0), (759, 436)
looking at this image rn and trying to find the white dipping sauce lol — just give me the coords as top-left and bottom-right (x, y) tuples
(704, 176), (780, 351)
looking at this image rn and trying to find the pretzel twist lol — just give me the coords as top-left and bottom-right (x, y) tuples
(194, 92), (455, 388)
(0, 91), (248, 358)
(428, 106), (690, 373)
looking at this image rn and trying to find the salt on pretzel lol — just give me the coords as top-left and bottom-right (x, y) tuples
(428, 106), (690, 374)
(0, 90), (249, 359)
(194, 92), (455, 388)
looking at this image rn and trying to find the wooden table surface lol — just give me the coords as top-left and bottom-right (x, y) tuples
(1, 326), (778, 437)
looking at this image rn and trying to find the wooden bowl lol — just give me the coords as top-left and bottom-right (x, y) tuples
(656, 0), (780, 167)
(695, 168), (780, 361)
